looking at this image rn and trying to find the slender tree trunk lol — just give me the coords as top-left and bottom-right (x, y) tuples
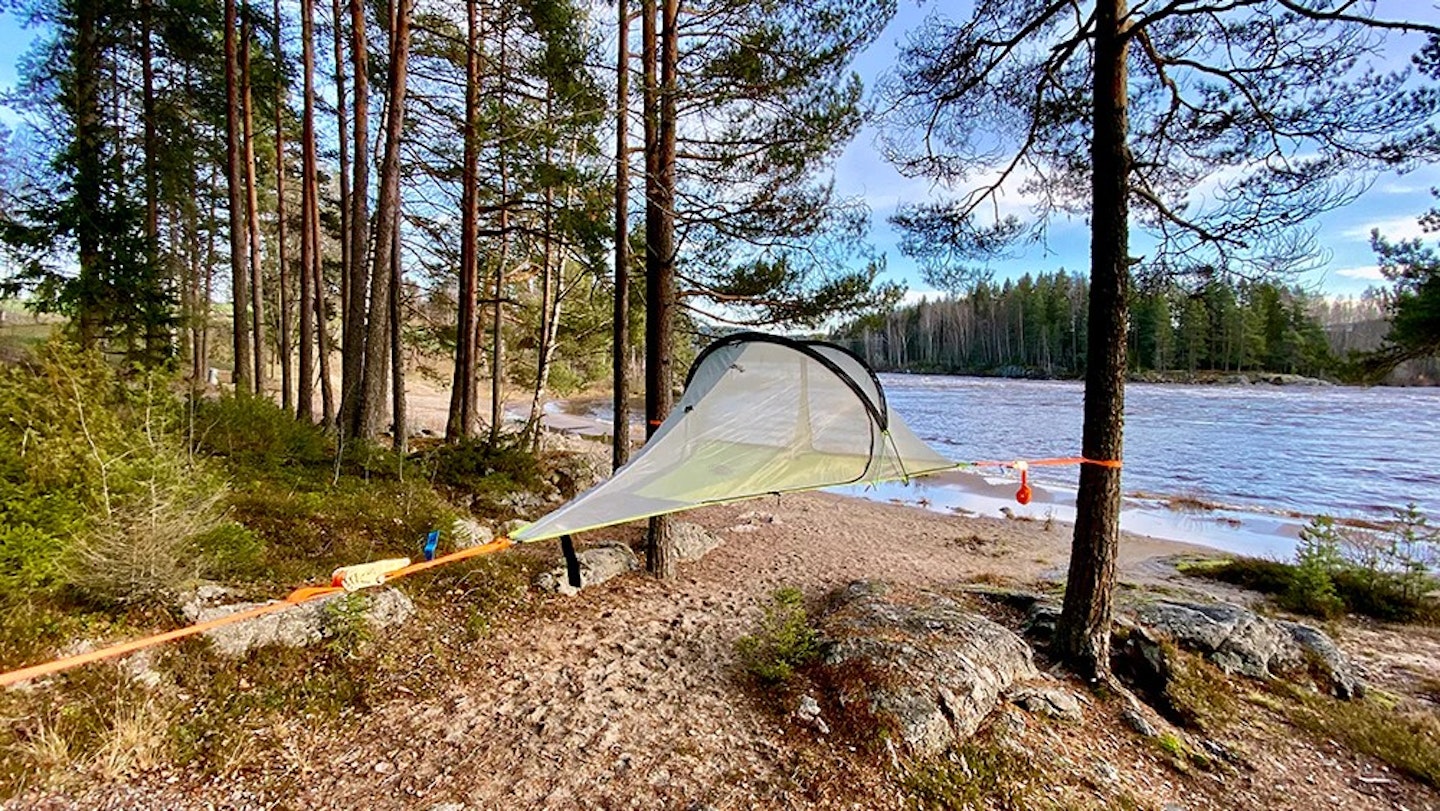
(1055, 0), (1130, 681)
(643, 0), (678, 578)
(73, 0), (102, 349)
(140, 0), (158, 262)
(224, 0), (253, 391)
(340, 0), (371, 436)
(331, 0), (351, 322)
(446, 0), (481, 442)
(274, 0), (293, 411)
(489, 25), (509, 443)
(298, 0), (319, 421)
(612, 0), (631, 470)
(241, 9), (267, 395)
(359, 0), (412, 439)
(390, 207), (405, 452)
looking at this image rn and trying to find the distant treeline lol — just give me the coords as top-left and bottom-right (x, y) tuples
(830, 271), (1426, 382)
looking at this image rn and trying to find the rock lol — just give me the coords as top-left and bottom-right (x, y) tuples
(1010, 686), (1083, 722)
(671, 521), (722, 562)
(817, 580), (1038, 757)
(179, 582), (243, 620)
(450, 518), (495, 549)
(500, 490), (551, 517)
(1121, 707), (1159, 738)
(795, 693), (830, 734)
(1132, 600), (1362, 698)
(1022, 601), (1062, 640)
(534, 541), (640, 595)
(192, 588), (415, 657)
(1093, 760), (1120, 783)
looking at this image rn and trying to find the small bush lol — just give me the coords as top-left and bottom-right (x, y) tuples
(0, 341), (230, 606)
(1186, 510), (1439, 624)
(190, 392), (331, 472)
(428, 438), (544, 495)
(1277, 517), (1345, 619)
(1161, 644), (1239, 731)
(734, 587), (820, 683)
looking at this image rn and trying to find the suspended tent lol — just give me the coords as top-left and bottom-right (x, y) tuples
(512, 332), (957, 545)
(0, 333), (989, 686)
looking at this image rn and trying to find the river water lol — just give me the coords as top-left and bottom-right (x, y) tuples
(838, 375), (1440, 558)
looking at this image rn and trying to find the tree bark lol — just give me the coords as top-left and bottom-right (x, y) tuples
(298, 0), (319, 421)
(359, 0), (413, 440)
(224, 0), (253, 391)
(643, 0), (678, 579)
(489, 23), (509, 444)
(612, 0), (631, 471)
(241, 8), (267, 394)
(1055, 0), (1130, 681)
(390, 206), (406, 452)
(274, 0), (293, 412)
(331, 0), (351, 325)
(340, 0), (371, 436)
(446, 0), (481, 442)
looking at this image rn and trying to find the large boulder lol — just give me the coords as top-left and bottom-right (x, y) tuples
(1132, 600), (1362, 699)
(181, 587), (415, 657)
(534, 540), (640, 595)
(816, 581), (1038, 757)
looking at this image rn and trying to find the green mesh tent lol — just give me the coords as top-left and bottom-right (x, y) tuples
(513, 333), (957, 544)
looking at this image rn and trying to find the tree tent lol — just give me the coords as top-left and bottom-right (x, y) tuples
(512, 332), (957, 544)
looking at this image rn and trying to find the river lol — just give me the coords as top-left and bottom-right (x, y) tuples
(836, 375), (1440, 559)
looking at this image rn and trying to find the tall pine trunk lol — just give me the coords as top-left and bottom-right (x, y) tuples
(331, 0), (352, 323)
(489, 25), (509, 443)
(642, 0), (678, 578)
(298, 0), (319, 421)
(340, 0), (371, 437)
(224, 0), (253, 391)
(446, 0), (481, 442)
(274, 0), (292, 411)
(1055, 0), (1130, 681)
(241, 9), (267, 394)
(359, 0), (413, 440)
(390, 208), (406, 452)
(612, 0), (631, 471)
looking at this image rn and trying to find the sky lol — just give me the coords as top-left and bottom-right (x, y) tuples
(1, 1), (1438, 301)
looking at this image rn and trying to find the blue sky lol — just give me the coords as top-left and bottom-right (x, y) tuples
(1, 1), (1437, 301)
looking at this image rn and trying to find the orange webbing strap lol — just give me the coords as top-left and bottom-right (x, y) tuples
(967, 456), (1123, 469)
(0, 536), (516, 689)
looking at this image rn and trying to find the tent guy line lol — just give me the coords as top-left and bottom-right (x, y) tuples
(0, 333), (1119, 689)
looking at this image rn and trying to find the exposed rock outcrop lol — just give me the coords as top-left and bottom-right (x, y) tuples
(672, 521), (723, 562)
(180, 586), (415, 657)
(816, 581), (1038, 757)
(1130, 600), (1363, 699)
(534, 541), (640, 596)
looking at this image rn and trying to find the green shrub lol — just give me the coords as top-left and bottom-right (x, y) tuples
(427, 438), (544, 495)
(190, 392), (331, 472)
(1278, 683), (1440, 788)
(1277, 517), (1345, 619)
(1187, 510), (1439, 624)
(0, 341), (229, 605)
(734, 587), (820, 683)
(904, 743), (1043, 810)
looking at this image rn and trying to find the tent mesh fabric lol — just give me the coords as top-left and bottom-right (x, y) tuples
(513, 333), (956, 543)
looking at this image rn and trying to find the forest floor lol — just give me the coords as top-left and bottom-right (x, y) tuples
(6, 472), (1440, 810)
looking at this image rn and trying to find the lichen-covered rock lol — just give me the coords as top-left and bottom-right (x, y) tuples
(185, 588), (415, 657)
(671, 521), (722, 562)
(817, 580), (1038, 757)
(534, 541), (640, 596)
(1010, 686), (1083, 722)
(1133, 599), (1362, 699)
(451, 517), (495, 549)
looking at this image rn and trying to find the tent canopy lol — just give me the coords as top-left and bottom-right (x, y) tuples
(513, 333), (956, 544)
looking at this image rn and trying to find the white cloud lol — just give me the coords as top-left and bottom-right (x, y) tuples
(1333, 265), (1385, 281)
(1380, 182), (1425, 195)
(1341, 216), (1428, 242)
